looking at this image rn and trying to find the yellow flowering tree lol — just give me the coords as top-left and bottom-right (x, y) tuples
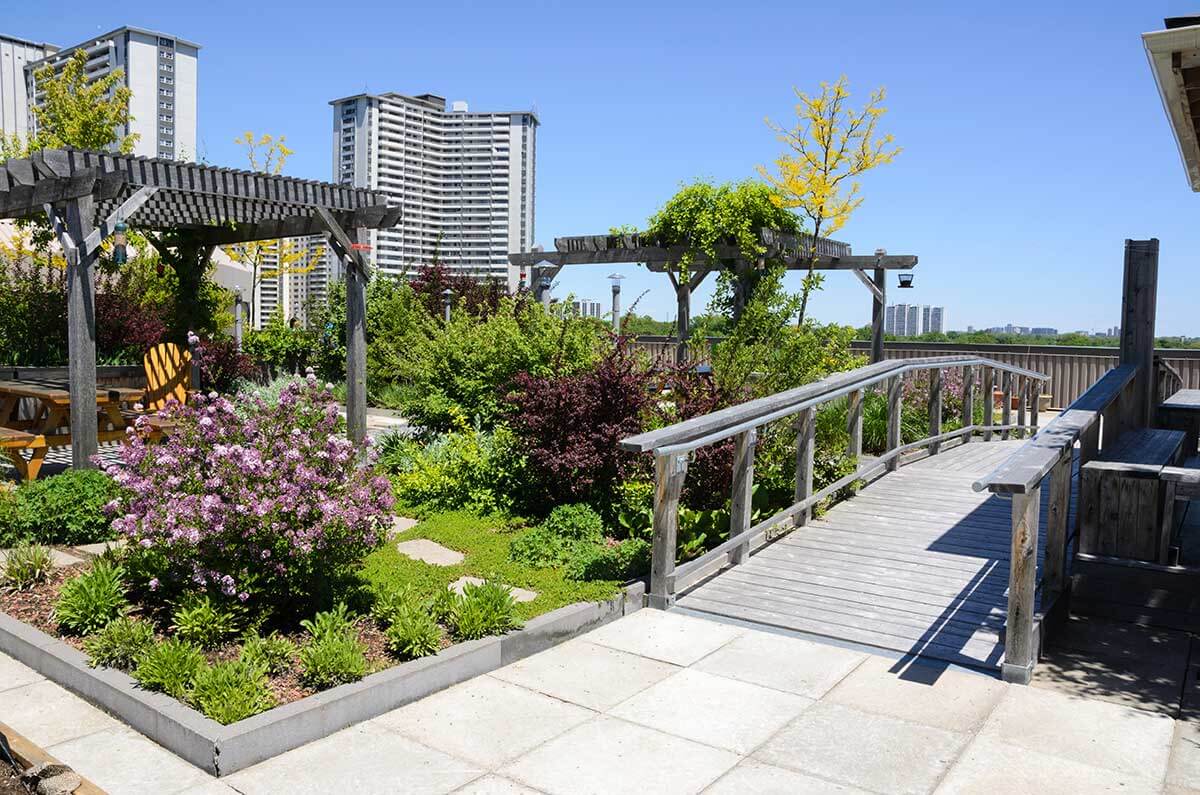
(759, 76), (900, 323)
(222, 133), (323, 325)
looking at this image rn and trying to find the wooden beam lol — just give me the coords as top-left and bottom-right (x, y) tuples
(508, 249), (918, 271)
(344, 227), (368, 444)
(649, 452), (688, 609)
(1119, 239), (1159, 429)
(852, 268), (884, 301)
(793, 408), (816, 528)
(983, 367), (995, 442)
(1003, 485), (1042, 684)
(870, 268), (886, 364)
(675, 277), (690, 366)
(928, 368), (943, 455)
(81, 186), (158, 256)
(729, 428), (757, 565)
(847, 389), (863, 460)
(314, 205), (371, 281)
(1043, 451), (1072, 597)
(962, 365), (975, 444)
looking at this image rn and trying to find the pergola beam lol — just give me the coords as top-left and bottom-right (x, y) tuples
(508, 248), (916, 270)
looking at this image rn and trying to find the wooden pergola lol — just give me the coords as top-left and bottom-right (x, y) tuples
(508, 229), (918, 364)
(0, 148), (400, 466)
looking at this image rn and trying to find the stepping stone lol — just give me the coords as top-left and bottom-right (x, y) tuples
(396, 539), (464, 566)
(449, 575), (538, 603)
(74, 539), (127, 556)
(388, 515), (419, 537)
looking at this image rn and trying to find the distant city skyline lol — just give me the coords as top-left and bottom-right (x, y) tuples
(884, 303), (945, 337)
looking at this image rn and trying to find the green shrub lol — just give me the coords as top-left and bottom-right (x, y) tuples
(385, 424), (528, 515)
(238, 632), (297, 676)
(509, 503), (604, 568)
(171, 594), (239, 649)
(565, 539), (651, 582)
(1, 542), (53, 590)
(428, 587), (461, 624)
(14, 470), (118, 545)
(133, 638), (207, 699)
(83, 616), (156, 670)
(0, 484), (20, 547)
(55, 559), (127, 635)
(451, 580), (520, 641)
(384, 605), (442, 660)
(189, 659), (275, 724)
(298, 604), (368, 689)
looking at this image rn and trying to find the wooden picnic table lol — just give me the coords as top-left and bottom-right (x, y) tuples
(0, 378), (144, 449)
(1159, 389), (1200, 455)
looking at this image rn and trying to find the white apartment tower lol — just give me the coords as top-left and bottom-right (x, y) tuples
(7, 26), (198, 160)
(0, 34), (56, 140)
(329, 92), (537, 286)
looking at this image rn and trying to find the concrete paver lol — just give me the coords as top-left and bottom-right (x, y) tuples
(490, 638), (678, 711)
(47, 727), (215, 795)
(453, 775), (542, 794)
(826, 655), (1007, 732)
(0, 651), (44, 692)
(755, 702), (969, 795)
(0, 679), (119, 747)
(396, 538), (465, 566)
(1167, 717), (1200, 791)
(936, 734), (1163, 794)
(582, 607), (743, 665)
(705, 759), (869, 793)
(611, 668), (811, 754)
(373, 675), (591, 768)
(692, 630), (866, 699)
(500, 715), (740, 795)
(981, 684), (1175, 778)
(224, 723), (483, 794)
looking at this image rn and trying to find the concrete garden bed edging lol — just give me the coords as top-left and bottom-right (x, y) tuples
(0, 580), (645, 776)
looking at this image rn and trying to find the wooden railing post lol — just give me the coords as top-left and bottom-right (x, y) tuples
(1016, 376), (1027, 440)
(1001, 371), (1013, 441)
(794, 407), (816, 527)
(962, 365), (975, 443)
(983, 367), (995, 442)
(729, 428), (757, 565)
(1030, 379), (1040, 434)
(1043, 451), (1072, 597)
(886, 375), (902, 472)
(847, 389), (863, 460)
(1003, 484), (1041, 684)
(649, 452), (688, 609)
(928, 368), (943, 455)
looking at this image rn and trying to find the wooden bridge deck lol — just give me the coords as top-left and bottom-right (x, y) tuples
(678, 440), (1077, 673)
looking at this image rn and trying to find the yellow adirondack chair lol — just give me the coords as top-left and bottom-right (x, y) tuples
(142, 342), (192, 411)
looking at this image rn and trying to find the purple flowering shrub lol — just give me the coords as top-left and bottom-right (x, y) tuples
(106, 377), (394, 618)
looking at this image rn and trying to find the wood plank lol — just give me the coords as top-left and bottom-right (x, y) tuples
(1002, 486), (1040, 684)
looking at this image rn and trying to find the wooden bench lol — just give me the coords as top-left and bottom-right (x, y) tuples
(1, 426), (47, 481)
(1079, 428), (1186, 563)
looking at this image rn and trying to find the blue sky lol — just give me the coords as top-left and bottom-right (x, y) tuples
(8, 1), (1200, 334)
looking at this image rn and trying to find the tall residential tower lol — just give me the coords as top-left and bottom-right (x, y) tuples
(328, 92), (537, 286)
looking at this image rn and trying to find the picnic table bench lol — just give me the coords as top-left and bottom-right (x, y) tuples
(1, 427), (47, 482)
(1159, 388), (1200, 455)
(1079, 428), (1186, 563)
(0, 379), (144, 449)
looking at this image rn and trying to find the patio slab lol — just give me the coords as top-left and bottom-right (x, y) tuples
(396, 538), (464, 566)
(0, 650), (43, 692)
(500, 715), (740, 795)
(610, 668), (811, 754)
(490, 638), (678, 711)
(825, 655), (1006, 732)
(453, 775), (541, 794)
(372, 675), (591, 768)
(582, 607), (743, 666)
(450, 575), (537, 603)
(980, 685), (1175, 778)
(705, 759), (869, 793)
(754, 702), (969, 795)
(692, 630), (866, 699)
(0, 679), (119, 747)
(47, 727), (215, 795)
(1167, 716), (1200, 790)
(224, 723), (483, 794)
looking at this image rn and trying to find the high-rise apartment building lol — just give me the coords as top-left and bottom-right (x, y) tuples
(571, 298), (602, 319)
(884, 303), (946, 337)
(0, 34), (55, 140)
(1, 26), (198, 160)
(328, 92), (537, 286)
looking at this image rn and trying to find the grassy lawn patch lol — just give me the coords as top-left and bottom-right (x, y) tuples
(360, 512), (622, 620)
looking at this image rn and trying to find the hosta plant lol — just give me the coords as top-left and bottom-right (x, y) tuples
(2, 542), (53, 591)
(298, 603), (368, 689)
(83, 616), (156, 670)
(451, 581), (520, 641)
(133, 638), (207, 700)
(189, 659), (275, 724)
(55, 559), (127, 635)
(171, 594), (239, 649)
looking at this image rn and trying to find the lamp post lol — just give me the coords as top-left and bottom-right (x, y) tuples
(233, 287), (244, 349)
(608, 273), (625, 334)
(441, 288), (453, 322)
(537, 275), (552, 309)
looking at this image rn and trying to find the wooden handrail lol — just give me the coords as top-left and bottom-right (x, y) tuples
(625, 356), (1050, 610)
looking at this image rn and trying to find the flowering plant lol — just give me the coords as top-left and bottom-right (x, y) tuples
(105, 376), (393, 615)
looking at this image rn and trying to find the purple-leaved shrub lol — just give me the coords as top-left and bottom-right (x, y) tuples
(106, 376), (394, 617)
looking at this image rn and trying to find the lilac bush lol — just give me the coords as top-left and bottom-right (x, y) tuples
(106, 376), (394, 616)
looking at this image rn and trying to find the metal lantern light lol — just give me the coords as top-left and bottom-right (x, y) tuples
(441, 288), (453, 322)
(112, 221), (129, 265)
(898, 273), (915, 288)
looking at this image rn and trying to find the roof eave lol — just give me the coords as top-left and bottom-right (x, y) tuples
(1144, 24), (1200, 192)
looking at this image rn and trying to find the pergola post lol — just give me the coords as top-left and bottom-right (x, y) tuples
(674, 272), (689, 367)
(344, 229), (369, 445)
(63, 196), (99, 468)
(871, 267), (886, 364)
(1119, 239), (1159, 429)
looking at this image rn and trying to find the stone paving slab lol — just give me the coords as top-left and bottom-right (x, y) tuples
(705, 759), (869, 793)
(582, 606), (743, 665)
(1169, 718), (1200, 791)
(372, 675), (591, 768)
(453, 775), (541, 794)
(611, 668), (811, 754)
(47, 727), (214, 795)
(0, 679), (119, 747)
(825, 655), (1006, 733)
(501, 715), (740, 795)
(754, 701), (969, 795)
(980, 684), (1175, 778)
(692, 629), (866, 699)
(0, 650), (43, 692)
(73, 539), (127, 556)
(389, 515), (419, 537)
(490, 638), (678, 711)
(396, 538), (465, 566)
(450, 575), (537, 603)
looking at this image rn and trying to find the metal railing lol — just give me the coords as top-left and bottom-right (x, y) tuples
(620, 356), (1051, 610)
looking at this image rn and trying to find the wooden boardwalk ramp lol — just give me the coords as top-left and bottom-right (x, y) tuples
(677, 440), (1075, 674)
